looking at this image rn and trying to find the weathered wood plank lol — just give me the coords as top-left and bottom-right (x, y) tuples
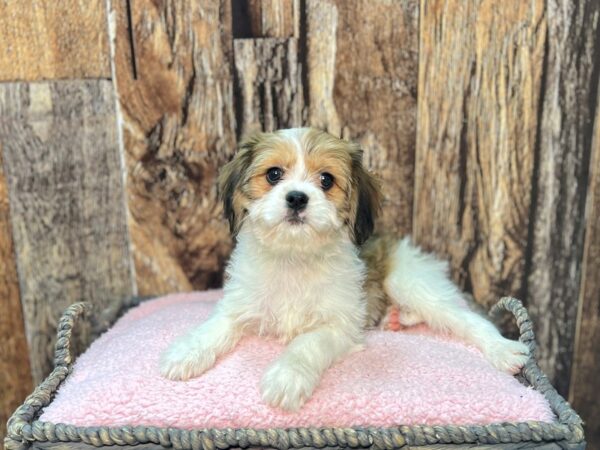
(0, 80), (135, 383)
(112, 0), (237, 295)
(413, 0), (546, 321)
(305, 0), (340, 134)
(305, 0), (418, 235)
(232, 0), (296, 38)
(525, 0), (600, 394)
(0, 150), (32, 443)
(0, 0), (110, 81)
(569, 75), (600, 449)
(233, 38), (303, 137)
(250, 0), (296, 38)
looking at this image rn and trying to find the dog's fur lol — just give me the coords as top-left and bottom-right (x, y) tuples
(160, 128), (529, 411)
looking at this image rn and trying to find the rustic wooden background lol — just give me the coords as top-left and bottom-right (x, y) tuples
(0, 0), (598, 447)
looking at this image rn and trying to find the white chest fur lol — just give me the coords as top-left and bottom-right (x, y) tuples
(221, 229), (368, 342)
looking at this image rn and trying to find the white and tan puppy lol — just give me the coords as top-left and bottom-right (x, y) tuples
(160, 128), (529, 411)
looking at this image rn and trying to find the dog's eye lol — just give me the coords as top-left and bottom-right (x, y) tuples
(320, 172), (334, 190)
(266, 167), (283, 185)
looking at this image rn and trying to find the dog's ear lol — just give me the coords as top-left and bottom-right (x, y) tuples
(349, 149), (382, 246)
(218, 136), (258, 235)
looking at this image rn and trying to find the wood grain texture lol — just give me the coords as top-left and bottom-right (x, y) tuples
(0, 151), (32, 443)
(112, 0), (237, 295)
(232, 0), (296, 38)
(414, 0), (546, 318)
(249, 0), (296, 37)
(305, 0), (419, 235)
(0, 0), (110, 81)
(234, 38), (303, 137)
(525, 0), (600, 394)
(0, 80), (135, 383)
(569, 76), (600, 448)
(305, 0), (340, 134)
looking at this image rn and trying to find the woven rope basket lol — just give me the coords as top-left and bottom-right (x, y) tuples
(5, 297), (586, 450)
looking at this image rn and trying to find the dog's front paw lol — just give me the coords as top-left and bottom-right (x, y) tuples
(160, 338), (216, 381)
(483, 337), (530, 374)
(261, 360), (317, 411)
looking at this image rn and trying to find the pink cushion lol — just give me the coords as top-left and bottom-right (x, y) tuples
(41, 290), (554, 429)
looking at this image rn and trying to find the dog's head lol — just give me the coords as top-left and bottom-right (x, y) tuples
(218, 128), (381, 251)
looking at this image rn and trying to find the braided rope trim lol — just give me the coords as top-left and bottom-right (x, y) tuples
(5, 297), (585, 450)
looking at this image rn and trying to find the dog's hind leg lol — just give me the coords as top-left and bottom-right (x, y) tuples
(383, 237), (529, 373)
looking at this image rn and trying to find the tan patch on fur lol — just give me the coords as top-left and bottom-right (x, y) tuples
(244, 135), (299, 199)
(218, 142), (255, 234)
(348, 158), (382, 245)
(232, 190), (249, 220)
(298, 128), (381, 245)
(360, 234), (398, 328)
(306, 153), (352, 211)
(220, 128), (381, 243)
(252, 137), (298, 174)
(300, 129), (362, 226)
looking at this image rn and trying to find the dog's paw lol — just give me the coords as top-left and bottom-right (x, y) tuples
(483, 337), (530, 374)
(159, 338), (215, 381)
(261, 360), (316, 411)
(397, 307), (423, 327)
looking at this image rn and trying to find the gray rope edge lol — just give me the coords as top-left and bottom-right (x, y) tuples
(5, 297), (585, 450)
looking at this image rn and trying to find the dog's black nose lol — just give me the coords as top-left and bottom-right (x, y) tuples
(286, 191), (309, 211)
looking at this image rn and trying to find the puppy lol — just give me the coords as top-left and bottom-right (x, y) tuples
(160, 128), (529, 411)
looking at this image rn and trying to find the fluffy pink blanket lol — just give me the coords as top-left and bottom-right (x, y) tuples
(41, 290), (554, 429)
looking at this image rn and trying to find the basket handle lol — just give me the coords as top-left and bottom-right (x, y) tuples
(5, 302), (92, 450)
(53, 302), (92, 369)
(489, 296), (537, 356)
(489, 296), (585, 434)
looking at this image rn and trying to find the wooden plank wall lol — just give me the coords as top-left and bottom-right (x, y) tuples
(233, 0), (419, 234)
(0, 151), (31, 445)
(0, 0), (110, 81)
(306, 0), (419, 235)
(525, 0), (600, 395)
(414, 0), (546, 318)
(111, 0), (237, 295)
(0, 81), (135, 383)
(0, 0), (135, 439)
(570, 87), (600, 448)
(0, 0), (599, 446)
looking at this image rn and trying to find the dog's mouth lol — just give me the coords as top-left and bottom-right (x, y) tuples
(285, 212), (306, 225)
